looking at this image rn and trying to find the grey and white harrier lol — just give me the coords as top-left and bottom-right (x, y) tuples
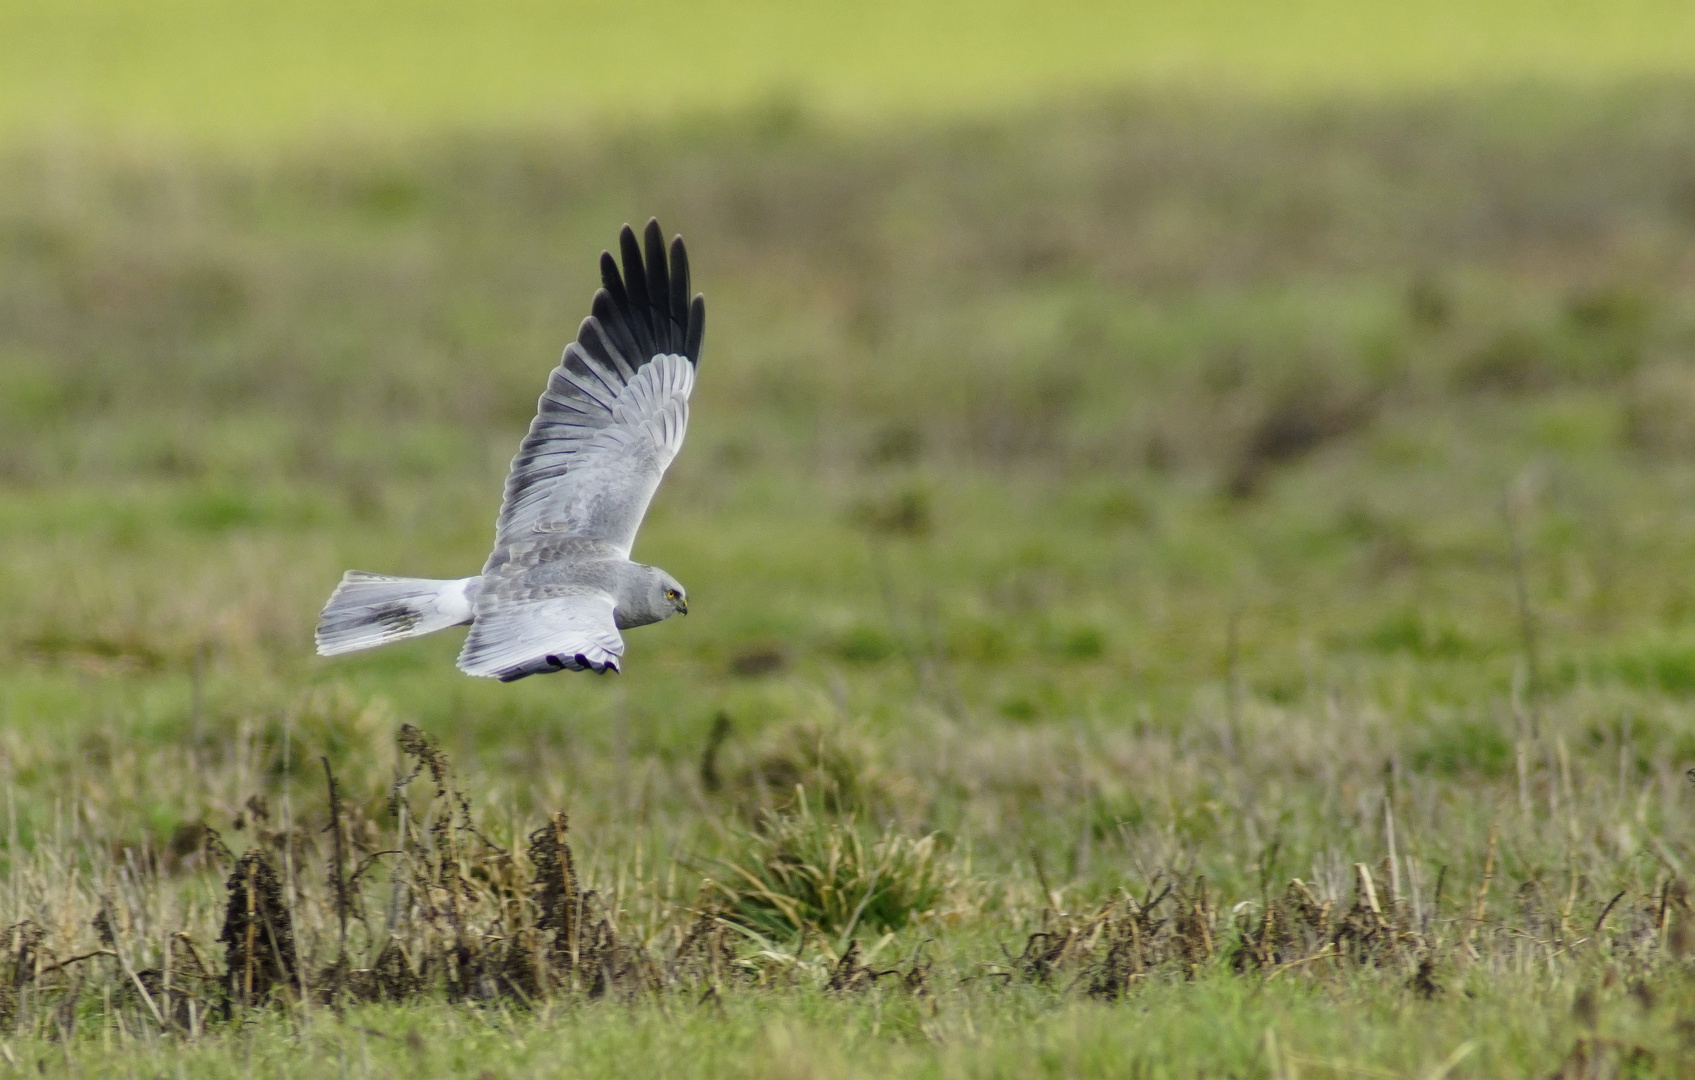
(315, 219), (704, 680)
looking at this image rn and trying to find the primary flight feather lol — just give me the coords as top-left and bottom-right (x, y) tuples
(314, 219), (705, 681)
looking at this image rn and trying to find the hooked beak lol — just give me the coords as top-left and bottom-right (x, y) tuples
(677, 598), (688, 615)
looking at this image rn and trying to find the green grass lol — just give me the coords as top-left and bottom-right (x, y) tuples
(3, 0), (1695, 144)
(12, 975), (1694, 1079)
(8, 85), (1695, 1074)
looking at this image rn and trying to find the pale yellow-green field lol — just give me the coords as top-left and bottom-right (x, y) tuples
(3, 0), (1695, 145)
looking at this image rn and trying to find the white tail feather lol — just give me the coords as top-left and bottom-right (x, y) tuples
(315, 572), (480, 657)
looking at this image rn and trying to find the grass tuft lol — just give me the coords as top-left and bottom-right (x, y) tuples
(706, 799), (955, 941)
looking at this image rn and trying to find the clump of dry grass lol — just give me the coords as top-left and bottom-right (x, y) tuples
(703, 795), (955, 942)
(0, 723), (752, 1036)
(822, 937), (933, 995)
(988, 876), (1218, 994)
(980, 857), (1692, 1011)
(218, 849), (298, 1008)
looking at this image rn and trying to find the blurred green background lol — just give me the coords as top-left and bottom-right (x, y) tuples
(8, 3), (1695, 1075)
(4, 0), (1695, 143)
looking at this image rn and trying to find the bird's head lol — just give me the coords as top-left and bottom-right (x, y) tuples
(654, 569), (688, 617)
(615, 563), (690, 630)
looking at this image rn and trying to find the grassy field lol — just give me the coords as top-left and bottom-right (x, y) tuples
(7, 83), (1695, 1075)
(4, 0), (1695, 144)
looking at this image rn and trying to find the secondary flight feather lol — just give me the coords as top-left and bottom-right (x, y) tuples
(314, 219), (705, 681)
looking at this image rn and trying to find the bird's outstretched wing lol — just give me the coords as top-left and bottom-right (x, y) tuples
(486, 218), (706, 566)
(457, 590), (624, 681)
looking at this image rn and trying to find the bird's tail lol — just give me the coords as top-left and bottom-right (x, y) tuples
(315, 572), (481, 657)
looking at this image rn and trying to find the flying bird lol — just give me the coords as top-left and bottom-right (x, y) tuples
(314, 219), (704, 681)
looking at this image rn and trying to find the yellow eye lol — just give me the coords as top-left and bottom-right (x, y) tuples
(665, 589), (678, 599)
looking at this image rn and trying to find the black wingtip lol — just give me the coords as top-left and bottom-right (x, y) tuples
(618, 226), (653, 347)
(578, 220), (704, 368)
(642, 220), (672, 352)
(668, 236), (691, 357)
(598, 250), (622, 295)
(685, 294), (705, 364)
(621, 224), (646, 294)
(589, 289), (640, 371)
(620, 226), (661, 359)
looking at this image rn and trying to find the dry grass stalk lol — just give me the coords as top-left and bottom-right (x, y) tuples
(218, 850), (297, 1009)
